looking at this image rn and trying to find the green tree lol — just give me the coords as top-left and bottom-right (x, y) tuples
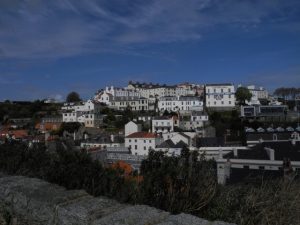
(66, 92), (81, 103)
(235, 87), (252, 105)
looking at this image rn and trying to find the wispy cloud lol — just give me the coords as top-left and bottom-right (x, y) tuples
(0, 0), (299, 59)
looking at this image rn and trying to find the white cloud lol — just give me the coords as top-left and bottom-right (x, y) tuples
(0, 0), (299, 59)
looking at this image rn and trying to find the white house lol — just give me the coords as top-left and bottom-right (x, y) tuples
(152, 117), (174, 134)
(158, 96), (203, 113)
(62, 100), (102, 128)
(125, 121), (142, 136)
(179, 111), (209, 131)
(237, 85), (269, 105)
(94, 86), (140, 105)
(125, 132), (163, 156)
(205, 84), (235, 109)
(109, 97), (149, 111)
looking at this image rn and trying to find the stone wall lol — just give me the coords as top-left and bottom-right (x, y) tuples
(0, 175), (235, 225)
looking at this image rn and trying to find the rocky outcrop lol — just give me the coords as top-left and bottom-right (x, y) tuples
(0, 176), (235, 225)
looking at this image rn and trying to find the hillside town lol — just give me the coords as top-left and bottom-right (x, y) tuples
(1, 81), (299, 185)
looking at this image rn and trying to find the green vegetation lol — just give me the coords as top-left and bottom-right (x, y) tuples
(274, 87), (300, 100)
(0, 100), (62, 124)
(1, 142), (299, 225)
(235, 87), (252, 105)
(66, 91), (81, 103)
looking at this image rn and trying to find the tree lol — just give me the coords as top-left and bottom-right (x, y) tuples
(235, 87), (252, 105)
(66, 92), (81, 103)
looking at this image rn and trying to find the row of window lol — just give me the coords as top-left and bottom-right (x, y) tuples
(128, 139), (152, 143)
(207, 94), (232, 99)
(207, 88), (232, 93)
(161, 101), (199, 106)
(207, 101), (233, 105)
(129, 145), (151, 150)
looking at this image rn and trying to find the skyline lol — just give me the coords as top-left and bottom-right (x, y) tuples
(0, 0), (300, 101)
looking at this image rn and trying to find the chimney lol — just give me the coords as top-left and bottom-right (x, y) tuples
(265, 147), (275, 161)
(233, 148), (238, 157)
(218, 147), (223, 159)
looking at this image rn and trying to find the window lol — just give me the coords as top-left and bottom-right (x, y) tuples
(229, 101), (232, 104)
(144, 140), (146, 143)
(135, 139), (137, 142)
(221, 88), (223, 93)
(149, 140), (152, 143)
(129, 139), (131, 143)
(135, 145), (137, 150)
(221, 101), (224, 105)
(228, 88), (231, 92)
(144, 146), (146, 150)
(214, 101), (216, 105)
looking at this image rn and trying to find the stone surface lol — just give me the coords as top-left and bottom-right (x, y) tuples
(0, 176), (236, 225)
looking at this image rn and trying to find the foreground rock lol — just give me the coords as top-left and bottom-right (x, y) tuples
(0, 176), (235, 225)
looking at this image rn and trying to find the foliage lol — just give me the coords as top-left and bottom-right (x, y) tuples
(0, 142), (137, 203)
(0, 101), (61, 123)
(203, 180), (300, 225)
(235, 87), (252, 105)
(274, 87), (300, 99)
(66, 92), (81, 103)
(58, 122), (82, 134)
(1, 142), (300, 225)
(139, 148), (217, 214)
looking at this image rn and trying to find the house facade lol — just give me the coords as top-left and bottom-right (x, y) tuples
(125, 132), (163, 155)
(152, 117), (174, 134)
(62, 100), (102, 128)
(205, 84), (235, 109)
(158, 96), (203, 112)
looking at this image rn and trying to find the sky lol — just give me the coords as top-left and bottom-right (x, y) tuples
(0, 0), (300, 101)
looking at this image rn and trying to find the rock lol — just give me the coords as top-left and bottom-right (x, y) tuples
(0, 176), (236, 225)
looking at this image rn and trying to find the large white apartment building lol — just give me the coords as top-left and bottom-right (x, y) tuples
(62, 100), (102, 128)
(109, 97), (149, 111)
(126, 82), (196, 99)
(205, 84), (235, 108)
(158, 96), (203, 112)
(125, 132), (163, 156)
(94, 86), (140, 105)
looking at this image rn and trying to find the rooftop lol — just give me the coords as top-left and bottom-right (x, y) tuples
(126, 132), (157, 139)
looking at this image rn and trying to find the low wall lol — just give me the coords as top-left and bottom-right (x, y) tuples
(0, 175), (235, 225)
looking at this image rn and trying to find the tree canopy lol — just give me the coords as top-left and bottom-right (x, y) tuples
(66, 92), (81, 103)
(274, 87), (300, 100)
(235, 87), (252, 105)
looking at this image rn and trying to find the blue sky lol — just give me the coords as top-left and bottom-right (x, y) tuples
(0, 0), (300, 101)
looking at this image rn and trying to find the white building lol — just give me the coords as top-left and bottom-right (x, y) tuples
(125, 121), (142, 136)
(158, 96), (203, 113)
(62, 100), (102, 128)
(125, 132), (163, 156)
(152, 117), (174, 134)
(205, 84), (235, 109)
(126, 82), (196, 99)
(94, 86), (140, 104)
(109, 97), (149, 111)
(179, 111), (209, 131)
(237, 85), (269, 105)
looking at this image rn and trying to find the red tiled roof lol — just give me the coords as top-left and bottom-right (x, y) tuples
(126, 132), (157, 139)
(0, 129), (28, 139)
